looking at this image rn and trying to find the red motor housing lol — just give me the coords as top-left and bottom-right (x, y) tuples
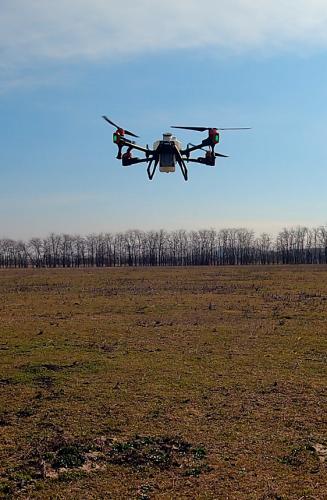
(113, 128), (125, 143)
(209, 128), (220, 144)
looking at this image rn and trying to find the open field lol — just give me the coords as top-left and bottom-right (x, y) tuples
(0, 266), (326, 499)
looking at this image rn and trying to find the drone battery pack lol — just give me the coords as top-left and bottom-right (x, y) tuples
(160, 165), (175, 173)
(154, 134), (182, 173)
(159, 155), (175, 172)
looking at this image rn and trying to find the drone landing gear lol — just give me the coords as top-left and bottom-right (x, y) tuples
(147, 157), (188, 181)
(147, 157), (160, 180)
(174, 146), (188, 181)
(176, 158), (188, 181)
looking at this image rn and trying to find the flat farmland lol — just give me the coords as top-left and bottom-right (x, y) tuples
(0, 266), (326, 499)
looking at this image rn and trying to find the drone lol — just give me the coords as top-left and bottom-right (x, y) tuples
(102, 116), (250, 181)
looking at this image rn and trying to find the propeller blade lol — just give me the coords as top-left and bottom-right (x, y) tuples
(102, 115), (119, 128)
(102, 116), (139, 137)
(172, 125), (251, 132)
(217, 127), (251, 131)
(172, 126), (207, 132)
(124, 129), (139, 138)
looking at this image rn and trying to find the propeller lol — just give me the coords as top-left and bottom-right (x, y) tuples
(172, 126), (251, 132)
(189, 143), (229, 158)
(102, 116), (139, 137)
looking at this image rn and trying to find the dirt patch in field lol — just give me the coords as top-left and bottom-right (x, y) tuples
(0, 266), (326, 498)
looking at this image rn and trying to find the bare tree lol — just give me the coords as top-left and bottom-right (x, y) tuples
(2, 226), (327, 268)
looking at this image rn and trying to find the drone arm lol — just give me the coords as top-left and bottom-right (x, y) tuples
(181, 136), (219, 157)
(173, 145), (188, 181)
(180, 142), (205, 156)
(185, 157), (215, 166)
(119, 137), (153, 155)
(122, 157), (149, 167)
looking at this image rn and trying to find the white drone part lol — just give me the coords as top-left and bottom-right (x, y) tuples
(153, 133), (182, 173)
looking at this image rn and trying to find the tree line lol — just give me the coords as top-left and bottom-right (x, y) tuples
(1, 226), (327, 268)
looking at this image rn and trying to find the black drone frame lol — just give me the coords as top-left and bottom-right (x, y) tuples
(112, 135), (227, 182)
(102, 116), (249, 181)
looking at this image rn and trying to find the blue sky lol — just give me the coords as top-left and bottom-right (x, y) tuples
(1, 0), (327, 239)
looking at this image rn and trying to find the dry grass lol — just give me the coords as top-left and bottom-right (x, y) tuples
(0, 266), (326, 499)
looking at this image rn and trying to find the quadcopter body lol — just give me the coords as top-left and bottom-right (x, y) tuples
(102, 116), (250, 181)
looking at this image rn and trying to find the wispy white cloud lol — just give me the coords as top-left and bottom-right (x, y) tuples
(1, 0), (327, 63)
(1, 0), (327, 91)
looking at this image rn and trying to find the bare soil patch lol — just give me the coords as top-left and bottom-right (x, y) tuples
(0, 266), (326, 498)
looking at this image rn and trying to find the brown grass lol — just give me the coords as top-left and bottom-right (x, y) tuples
(0, 266), (326, 499)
